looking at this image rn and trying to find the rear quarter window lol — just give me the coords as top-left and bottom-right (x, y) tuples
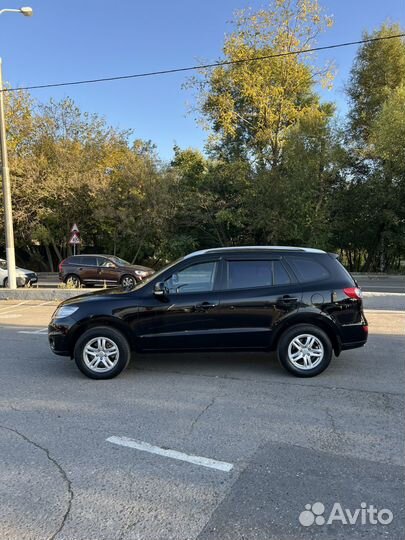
(285, 256), (330, 283)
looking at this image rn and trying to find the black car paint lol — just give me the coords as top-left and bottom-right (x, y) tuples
(48, 250), (368, 357)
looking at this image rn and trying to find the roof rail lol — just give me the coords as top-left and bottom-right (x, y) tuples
(184, 246), (326, 258)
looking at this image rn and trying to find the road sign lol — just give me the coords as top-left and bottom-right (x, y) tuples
(69, 232), (81, 245)
(70, 223), (80, 233)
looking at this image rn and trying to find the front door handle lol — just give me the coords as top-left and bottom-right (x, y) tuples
(194, 301), (218, 311)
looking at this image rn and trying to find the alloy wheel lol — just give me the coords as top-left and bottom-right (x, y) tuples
(121, 276), (135, 289)
(287, 333), (324, 370)
(83, 336), (120, 373)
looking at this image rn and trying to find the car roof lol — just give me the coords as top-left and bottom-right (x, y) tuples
(184, 246), (326, 259)
(69, 254), (115, 258)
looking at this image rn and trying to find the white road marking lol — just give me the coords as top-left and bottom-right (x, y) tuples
(0, 301), (55, 317)
(106, 436), (234, 472)
(364, 292), (405, 297)
(18, 328), (48, 334)
(0, 301), (28, 312)
(365, 309), (405, 314)
(0, 314), (22, 319)
(363, 286), (405, 290)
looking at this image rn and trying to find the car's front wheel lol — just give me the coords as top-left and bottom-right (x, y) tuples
(277, 324), (332, 377)
(121, 274), (136, 290)
(74, 326), (131, 379)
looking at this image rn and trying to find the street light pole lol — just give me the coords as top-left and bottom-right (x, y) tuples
(0, 57), (17, 288)
(0, 6), (33, 289)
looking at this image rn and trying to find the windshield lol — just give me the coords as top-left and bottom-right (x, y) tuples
(131, 256), (184, 291)
(109, 256), (131, 266)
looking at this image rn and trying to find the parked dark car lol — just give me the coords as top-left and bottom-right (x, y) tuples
(49, 246), (368, 379)
(58, 254), (154, 289)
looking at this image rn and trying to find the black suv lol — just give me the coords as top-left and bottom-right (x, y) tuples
(48, 246), (368, 379)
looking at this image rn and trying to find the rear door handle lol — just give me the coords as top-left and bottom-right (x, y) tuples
(194, 302), (218, 311)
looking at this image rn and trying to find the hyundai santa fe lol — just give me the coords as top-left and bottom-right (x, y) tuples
(48, 246), (368, 379)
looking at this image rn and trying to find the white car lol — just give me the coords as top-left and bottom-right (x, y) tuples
(0, 258), (38, 288)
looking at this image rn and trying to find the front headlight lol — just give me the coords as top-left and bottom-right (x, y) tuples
(54, 305), (79, 319)
(134, 270), (148, 277)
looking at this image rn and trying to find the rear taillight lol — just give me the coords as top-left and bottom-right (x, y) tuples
(343, 287), (363, 300)
(58, 259), (66, 272)
(363, 325), (368, 333)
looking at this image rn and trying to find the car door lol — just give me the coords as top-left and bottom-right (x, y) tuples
(77, 256), (98, 284)
(97, 257), (119, 285)
(136, 259), (223, 350)
(213, 257), (302, 349)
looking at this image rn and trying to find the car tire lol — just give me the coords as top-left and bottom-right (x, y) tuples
(3, 277), (8, 288)
(64, 274), (81, 288)
(277, 324), (332, 377)
(74, 326), (131, 379)
(121, 274), (136, 290)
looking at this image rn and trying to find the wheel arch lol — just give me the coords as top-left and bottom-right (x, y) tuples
(68, 316), (136, 356)
(271, 313), (342, 356)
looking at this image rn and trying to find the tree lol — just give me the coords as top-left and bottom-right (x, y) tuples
(190, 0), (334, 168)
(341, 26), (405, 271)
(348, 24), (405, 142)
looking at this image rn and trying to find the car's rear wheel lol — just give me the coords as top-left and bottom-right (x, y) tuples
(121, 274), (136, 290)
(74, 326), (131, 379)
(277, 324), (332, 377)
(64, 274), (81, 288)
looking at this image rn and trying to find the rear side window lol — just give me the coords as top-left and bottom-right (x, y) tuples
(76, 256), (97, 266)
(273, 261), (291, 285)
(286, 256), (329, 283)
(68, 256), (83, 265)
(226, 260), (291, 290)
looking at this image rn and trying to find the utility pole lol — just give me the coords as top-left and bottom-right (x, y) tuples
(0, 57), (16, 288)
(0, 6), (33, 288)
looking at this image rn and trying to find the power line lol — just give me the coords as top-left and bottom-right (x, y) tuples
(2, 33), (404, 93)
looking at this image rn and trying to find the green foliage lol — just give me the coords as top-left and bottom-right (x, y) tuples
(0, 7), (404, 274)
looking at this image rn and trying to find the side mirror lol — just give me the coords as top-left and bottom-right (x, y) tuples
(153, 282), (166, 296)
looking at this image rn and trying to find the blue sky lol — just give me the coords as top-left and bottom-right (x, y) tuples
(1, 0), (404, 159)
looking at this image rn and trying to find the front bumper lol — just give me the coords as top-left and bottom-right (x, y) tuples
(24, 273), (38, 286)
(48, 320), (74, 356)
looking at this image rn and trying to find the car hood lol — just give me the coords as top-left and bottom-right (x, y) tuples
(16, 266), (36, 275)
(59, 287), (137, 307)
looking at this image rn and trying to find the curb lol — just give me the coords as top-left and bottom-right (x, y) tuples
(0, 288), (95, 301)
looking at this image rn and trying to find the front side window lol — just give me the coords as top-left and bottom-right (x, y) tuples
(165, 261), (217, 294)
(98, 257), (115, 268)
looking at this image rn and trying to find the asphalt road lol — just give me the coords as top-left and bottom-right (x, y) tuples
(0, 299), (404, 540)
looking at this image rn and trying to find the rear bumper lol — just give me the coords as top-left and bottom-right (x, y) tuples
(341, 339), (367, 351)
(340, 318), (368, 351)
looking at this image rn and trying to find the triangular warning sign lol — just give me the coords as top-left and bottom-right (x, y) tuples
(70, 223), (80, 233)
(69, 232), (81, 245)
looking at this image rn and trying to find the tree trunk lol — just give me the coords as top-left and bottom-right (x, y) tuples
(45, 244), (54, 272)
